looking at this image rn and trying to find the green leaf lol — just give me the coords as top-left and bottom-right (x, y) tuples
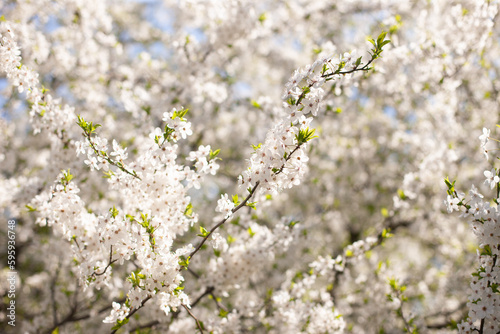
(354, 56), (363, 67)
(295, 127), (319, 144)
(382, 228), (393, 239)
(111, 318), (129, 331)
(480, 244), (492, 256)
(184, 203), (193, 217)
(219, 309), (229, 317)
(247, 227), (255, 237)
(60, 169), (74, 185)
(198, 226), (209, 237)
(377, 31), (387, 46)
(397, 189), (407, 200)
(381, 208), (389, 218)
(251, 143), (262, 150)
(232, 194), (240, 205)
(109, 206), (119, 218)
(172, 107), (189, 120)
(209, 149), (221, 160)
(251, 99), (262, 109)
(178, 256), (190, 269)
(246, 201), (257, 210)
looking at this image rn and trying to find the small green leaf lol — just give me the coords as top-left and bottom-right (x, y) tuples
(251, 143), (262, 150)
(111, 318), (129, 331)
(397, 189), (407, 200)
(232, 194), (240, 205)
(184, 203), (193, 217)
(178, 256), (190, 269)
(251, 100), (261, 109)
(354, 56), (362, 67)
(258, 13), (267, 23)
(198, 226), (209, 237)
(381, 228), (393, 239)
(209, 149), (221, 160)
(246, 201), (257, 210)
(109, 206), (119, 218)
(295, 127), (319, 144)
(381, 208), (389, 218)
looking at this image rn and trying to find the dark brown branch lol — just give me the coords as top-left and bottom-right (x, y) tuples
(182, 304), (204, 333)
(128, 320), (160, 333)
(188, 180), (261, 261)
(110, 295), (152, 334)
(92, 246), (117, 277)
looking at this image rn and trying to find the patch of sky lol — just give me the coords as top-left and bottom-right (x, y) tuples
(126, 42), (148, 59)
(0, 78), (8, 110)
(232, 82), (252, 100)
(185, 27), (207, 44)
(383, 105), (397, 118)
(143, 2), (174, 33)
(55, 83), (76, 105)
(44, 14), (62, 34)
(383, 105), (401, 127)
(124, 0), (158, 3)
(149, 41), (172, 59)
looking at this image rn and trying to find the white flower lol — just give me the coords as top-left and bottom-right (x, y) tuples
(483, 168), (499, 189)
(75, 140), (87, 156)
(177, 121), (192, 139)
(215, 193), (235, 219)
(479, 127), (490, 147)
(110, 139), (128, 160)
(444, 195), (460, 213)
(84, 156), (100, 171)
(210, 232), (226, 249)
(469, 184), (483, 200)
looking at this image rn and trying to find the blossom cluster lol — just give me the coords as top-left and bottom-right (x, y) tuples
(238, 47), (377, 194)
(445, 128), (500, 333)
(1, 0), (500, 333)
(0, 22), (74, 135)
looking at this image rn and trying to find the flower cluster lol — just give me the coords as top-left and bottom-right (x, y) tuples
(238, 45), (384, 194)
(445, 128), (500, 333)
(3, 0), (500, 333)
(0, 22), (74, 135)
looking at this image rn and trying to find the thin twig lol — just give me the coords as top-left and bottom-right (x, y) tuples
(110, 295), (152, 334)
(92, 246), (117, 277)
(182, 304), (204, 333)
(188, 181), (261, 260)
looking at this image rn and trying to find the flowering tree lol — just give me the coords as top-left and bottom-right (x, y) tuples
(0, 0), (499, 333)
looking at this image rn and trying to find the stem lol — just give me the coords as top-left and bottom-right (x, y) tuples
(92, 246), (117, 277)
(188, 181), (260, 261)
(110, 295), (152, 334)
(294, 55), (376, 107)
(84, 130), (141, 180)
(182, 304), (204, 333)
